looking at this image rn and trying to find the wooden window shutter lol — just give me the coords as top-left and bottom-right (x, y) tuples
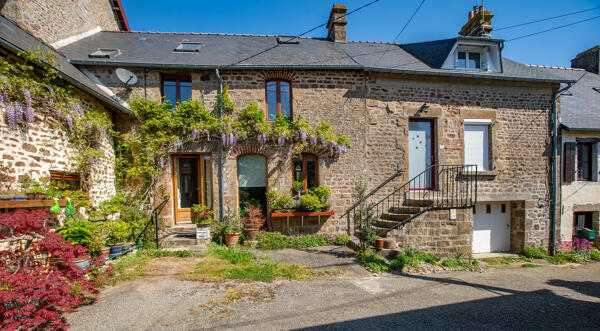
(563, 142), (576, 182)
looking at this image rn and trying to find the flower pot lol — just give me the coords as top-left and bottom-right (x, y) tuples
(99, 247), (110, 260)
(109, 243), (123, 255)
(26, 192), (45, 200)
(374, 238), (384, 250)
(73, 256), (90, 270)
(196, 223), (211, 240)
(225, 233), (241, 246)
(244, 229), (259, 241)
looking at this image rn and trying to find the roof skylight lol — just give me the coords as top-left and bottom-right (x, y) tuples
(88, 48), (120, 58)
(174, 43), (202, 52)
(277, 36), (299, 44)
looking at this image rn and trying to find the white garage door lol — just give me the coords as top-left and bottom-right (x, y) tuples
(472, 203), (511, 253)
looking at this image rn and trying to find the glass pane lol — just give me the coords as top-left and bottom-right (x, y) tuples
(266, 81), (278, 121)
(163, 80), (177, 105)
(238, 155), (266, 188)
(180, 81), (192, 102)
(203, 156), (212, 208)
(177, 158), (198, 208)
(468, 52), (481, 69)
(305, 155), (317, 189)
(457, 52), (466, 68)
(280, 81), (291, 118)
(293, 158), (303, 183)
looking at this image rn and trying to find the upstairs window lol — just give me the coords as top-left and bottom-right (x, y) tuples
(266, 80), (291, 121)
(577, 143), (593, 181)
(464, 119), (491, 171)
(457, 51), (481, 70)
(162, 75), (192, 106)
(293, 154), (318, 190)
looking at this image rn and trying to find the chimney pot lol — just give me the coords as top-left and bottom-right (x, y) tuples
(327, 4), (347, 42)
(459, 5), (493, 38)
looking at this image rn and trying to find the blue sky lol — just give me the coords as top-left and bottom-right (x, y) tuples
(122, 0), (600, 67)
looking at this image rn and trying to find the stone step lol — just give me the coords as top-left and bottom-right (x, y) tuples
(388, 206), (422, 214)
(404, 199), (434, 207)
(380, 213), (414, 221)
(375, 219), (405, 229)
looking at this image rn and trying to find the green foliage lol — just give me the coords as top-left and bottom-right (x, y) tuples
(522, 246), (549, 259)
(390, 248), (441, 271)
(191, 204), (214, 224)
(521, 263), (542, 268)
(310, 186), (332, 203)
(292, 181), (304, 194)
(206, 243), (255, 265)
(256, 232), (289, 250)
(100, 220), (130, 245)
(266, 189), (294, 209)
(591, 248), (600, 261)
(19, 175), (46, 194)
(333, 234), (350, 246)
(353, 183), (377, 250)
(300, 193), (322, 211)
(57, 216), (97, 247)
(223, 211), (243, 234)
(256, 232), (346, 250)
(87, 225), (109, 256)
(440, 253), (477, 271)
(356, 249), (389, 273)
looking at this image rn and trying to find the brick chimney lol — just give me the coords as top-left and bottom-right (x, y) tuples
(327, 4), (347, 42)
(571, 46), (600, 74)
(459, 5), (493, 38)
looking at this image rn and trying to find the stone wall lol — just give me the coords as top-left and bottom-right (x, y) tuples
(0, 89), (116, 205)
(82, 65), (556, 254)
(0, 0), (120, 45)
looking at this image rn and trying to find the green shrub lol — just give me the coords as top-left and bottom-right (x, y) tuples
(206, 243), (255, 265)
(100, 220), (131, 245)
(57, 217), (98, 247)
(590, 248), (600, 261)
(441, 258), (461, 269)
(333, 234), (350, 246)
(357, 249), (389, 273)
(523, 246), (548, 259)
(256, 232), (288, 250)
(353, 183), (377, 250)
(310, 186), (332, 202)
(211, 220), (227, 245)
(300, 193), (322, 211)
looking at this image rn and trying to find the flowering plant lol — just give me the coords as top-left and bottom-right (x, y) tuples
(572, 236), (593, 251)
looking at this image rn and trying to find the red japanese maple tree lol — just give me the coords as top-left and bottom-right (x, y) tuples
(0, 210), (110, 330)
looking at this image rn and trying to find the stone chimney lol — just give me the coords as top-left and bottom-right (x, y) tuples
(459, 5), (493, 38)
(571, 46), (600, 74)
(327, 4), (347, 42)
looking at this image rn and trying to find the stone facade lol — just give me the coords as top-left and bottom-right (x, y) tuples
(82, 65), (557, 256)
(0, 0), (120, 45)
(0, 89), (116, 205)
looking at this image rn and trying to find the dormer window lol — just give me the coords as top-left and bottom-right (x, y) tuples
(457, 51), (481, 69)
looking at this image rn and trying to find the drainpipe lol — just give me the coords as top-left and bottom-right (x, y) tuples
(551, 82), (574, 255)
(215, 68), (225, 221)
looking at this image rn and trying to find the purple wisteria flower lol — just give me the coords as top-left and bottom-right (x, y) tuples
(309, 137), (317, 146)
(221, 132), (227, 146)
(5, 102), (17, 128)
(65, 114), (73, 129)
(319, 134), (325, 144)
(300, 131), (307, 143)
(191, 129), (200, 140)
(14, 102), (24, 124)
(277, 136), (285, 147)
(203, 129), (210, 140)
(24, 106), (34, 123)
(0, 91), (6, 107)
(258, 133), (267, 144)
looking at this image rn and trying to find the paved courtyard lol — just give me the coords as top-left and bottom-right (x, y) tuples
(68, 247), (600, 330)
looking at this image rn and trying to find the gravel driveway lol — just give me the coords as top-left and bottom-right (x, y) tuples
(68, 249), (600, 330)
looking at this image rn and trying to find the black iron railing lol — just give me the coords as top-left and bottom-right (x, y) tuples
(133, 198), (169, 249)
(343, 164), (478, 236)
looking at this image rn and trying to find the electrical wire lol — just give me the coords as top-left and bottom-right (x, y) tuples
(374, 0), (426, 66)
(221, 0), (381, 69)
(495, 6), (600, 31)
(505, 15), (600, 42)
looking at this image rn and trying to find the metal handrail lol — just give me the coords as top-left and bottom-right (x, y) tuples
(339, 169), (404, 220)
(133, 198), (170, 249)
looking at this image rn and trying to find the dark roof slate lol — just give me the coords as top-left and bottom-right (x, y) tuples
(58, 31), (571, 83)
(0, 15), (131, 115)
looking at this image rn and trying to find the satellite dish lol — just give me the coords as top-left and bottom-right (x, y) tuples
(115, 68), (138, 86)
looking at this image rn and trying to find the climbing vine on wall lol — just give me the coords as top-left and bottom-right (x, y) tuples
(0, 50), (114, 174)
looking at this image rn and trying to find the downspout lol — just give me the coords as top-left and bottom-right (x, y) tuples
(215, 68), (225, 221)
(551, 82), (574, 255)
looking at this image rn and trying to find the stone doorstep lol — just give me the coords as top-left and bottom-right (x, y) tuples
(472, 252), (520, 259)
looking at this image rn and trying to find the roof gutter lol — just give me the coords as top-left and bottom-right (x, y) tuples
(68, 59), (574, 84)
(215, 68), (225, 222)
(0, 37), (133, 116)
(560, 124), (600, 132)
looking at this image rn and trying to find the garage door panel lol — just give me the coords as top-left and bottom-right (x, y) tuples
(473, 203), (510, 253)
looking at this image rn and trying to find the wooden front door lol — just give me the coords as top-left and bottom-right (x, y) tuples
(173, 155), (212, 224)
(409, 119), (435, 189)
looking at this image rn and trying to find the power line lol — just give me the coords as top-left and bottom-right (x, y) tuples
(221, 0), (381, 69)
(495, 6), (600, 31)
(505, 14), (600, 42)
(374, 0), (426, 66)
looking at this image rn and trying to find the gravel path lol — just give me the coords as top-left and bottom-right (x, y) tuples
(68, 252), (600, 330)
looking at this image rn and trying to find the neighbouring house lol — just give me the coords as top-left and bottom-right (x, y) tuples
(1, 2), (576, 257)
(0, 1), (131, 205)
(529, 46), (600, 251)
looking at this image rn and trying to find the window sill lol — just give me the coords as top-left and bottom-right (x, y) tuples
(475, 170), (498, 177)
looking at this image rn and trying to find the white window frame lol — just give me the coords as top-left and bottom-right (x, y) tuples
(464, 119), (491, 171)
(455, 47), (485, 71)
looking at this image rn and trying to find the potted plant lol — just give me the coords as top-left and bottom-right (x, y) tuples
(20, 175), (47, 200)
(266, 189), (294, 213)
(242, 204), (265, 242)
(311, 186), (332, 211)
(192, 204), (214, 240)
(300, 193), (322, 212)
(223, 212), (243, 246)
(88, 224), (109, 260)
(101, 220), (130, 255)
(374, 237), (384, 250)
(292, 181), (304, 199)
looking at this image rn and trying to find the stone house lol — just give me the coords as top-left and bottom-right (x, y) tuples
(530, 46), (600, 251)
(0, 2), (576, 256)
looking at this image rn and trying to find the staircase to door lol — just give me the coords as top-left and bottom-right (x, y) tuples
(341, 164), (478, 239)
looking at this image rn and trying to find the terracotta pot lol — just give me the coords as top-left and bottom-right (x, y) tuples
(99, 248), (110, 260)
(26, 192), (45, 200)
(225, 233), (241, 246)
(244, 229), (259, 241)
(374, 238), (384, 250)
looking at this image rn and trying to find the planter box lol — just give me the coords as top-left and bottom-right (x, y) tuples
(196, 224), (211, 240)
(577, 229), (596, 241)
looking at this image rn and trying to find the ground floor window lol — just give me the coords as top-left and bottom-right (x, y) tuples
(238, 154), (267, 211)
(293, 154), (318, 191)
(573, 212), (593, 233)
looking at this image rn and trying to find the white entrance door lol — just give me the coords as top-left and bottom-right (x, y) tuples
(409, 119), (433, 189)
(472, 203), (511, 253)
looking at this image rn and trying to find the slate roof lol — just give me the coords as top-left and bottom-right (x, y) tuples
(528, 65), (600, 130)
(57, 31), (572, 83)
(0, 15), (132, 115)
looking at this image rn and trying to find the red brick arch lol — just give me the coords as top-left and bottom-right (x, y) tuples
(257, 70), (299, 83)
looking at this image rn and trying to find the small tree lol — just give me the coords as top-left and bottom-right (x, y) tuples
(353, 183), (377, 250)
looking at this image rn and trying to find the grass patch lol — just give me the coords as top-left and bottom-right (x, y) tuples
(479, 256), (528, 265)
(112, 249), (201, 282)
(390, 248), (441, 271)
(522, 246), (600, 265)
(440, 253), (479, 271)
(522, 263), (543, 268)
(256, 232), (350, 250)
(184, 244), (327, 282)
(356, 249), (390, 273)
